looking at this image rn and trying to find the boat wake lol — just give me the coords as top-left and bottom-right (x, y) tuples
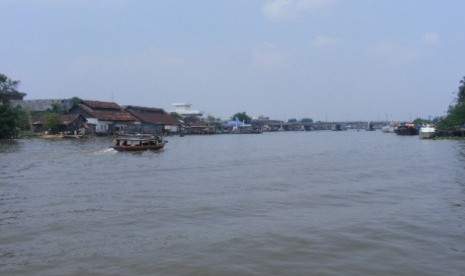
(93, 148), (116, 155)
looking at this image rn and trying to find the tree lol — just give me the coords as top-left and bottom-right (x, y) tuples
(437, 76), (465, 129)
(0, 73), (27, 139)
(44, 112), (61, 133)
(206, 115), (221, 124)
(231, 112), (252, 124)
(458, 76), (465, 104)
(0, 73), (26, 103)
(288, 118), (297, 123)
(301, 118), (313, 123)
(170, 112), (182, 121)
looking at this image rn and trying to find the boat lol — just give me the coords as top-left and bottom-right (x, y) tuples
(111, 135), (165, 152)
(381, 123), (396, 133)
(395, 123), (419, 136)
(332, 124), (344, 131)
(366, 122), (375, 131)
(419, 124), (436, 139)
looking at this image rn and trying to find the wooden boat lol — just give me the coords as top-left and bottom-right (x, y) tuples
(111, 135), (165, 152)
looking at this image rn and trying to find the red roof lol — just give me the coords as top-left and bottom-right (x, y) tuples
(60, 114), (86, 125)
(77, 103), (137, 122)
(81, 100), (121, 110)
(125, 106), (180, 125)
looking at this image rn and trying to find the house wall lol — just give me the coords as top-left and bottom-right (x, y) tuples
(96, 121), (111, 134)
(139, 123), (163, 135)
(164, 125), (179, 133)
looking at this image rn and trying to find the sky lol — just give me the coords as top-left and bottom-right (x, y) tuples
(1, 0), (465, 122)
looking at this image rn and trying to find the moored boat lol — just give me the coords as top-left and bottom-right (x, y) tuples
(111, 135), (165, 151)
(419, 124), (436, 139)
(395, 123), (419, 136)
(381, 122), (396, 133)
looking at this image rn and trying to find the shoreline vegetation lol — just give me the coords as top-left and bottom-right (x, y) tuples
(2, 73), (465, 140)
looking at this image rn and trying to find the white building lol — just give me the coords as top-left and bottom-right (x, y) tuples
(171, 103), (203, 117)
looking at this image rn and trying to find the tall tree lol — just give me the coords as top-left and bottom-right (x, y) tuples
(438, 75), (465, 129)
(0, 73), (26, 103)
(457, 76), (465, 104)
(231, 112), (252, 124)
(0, 73), (27, 139)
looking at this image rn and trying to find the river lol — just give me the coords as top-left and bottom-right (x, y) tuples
(1, 131), (464, 275)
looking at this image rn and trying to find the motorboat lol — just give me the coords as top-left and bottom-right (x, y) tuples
(419, 125), (436, 139)
(111, 135), (165, 151)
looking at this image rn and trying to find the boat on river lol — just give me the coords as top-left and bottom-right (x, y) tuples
(419, 124), (436, 139)
(395, 123), (419, 136)
(111, 135), (165, 152)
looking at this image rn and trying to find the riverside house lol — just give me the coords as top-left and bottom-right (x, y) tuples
(124, 106), (180, 135)
(69, 100), (139, 135)
(33, 113), (88, 134)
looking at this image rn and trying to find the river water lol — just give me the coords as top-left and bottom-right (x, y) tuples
(1, 131), (464, 275)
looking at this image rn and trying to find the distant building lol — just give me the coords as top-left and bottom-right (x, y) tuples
(11, 99), (73, 112)
(171, 103), (203, 117)
(252, 117), (284, 132)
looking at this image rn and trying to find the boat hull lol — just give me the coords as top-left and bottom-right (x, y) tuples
(395, 123), (419, 136)
(419, 126), (436, 139)
(112, 144), (164, 152)
(111, 135), (165, 152)
(419, 132), (435, 139)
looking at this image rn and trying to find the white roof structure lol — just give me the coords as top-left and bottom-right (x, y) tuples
(171, 103), (203, 116)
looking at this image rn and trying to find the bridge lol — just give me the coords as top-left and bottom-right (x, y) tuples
(254, 121), (390, 131)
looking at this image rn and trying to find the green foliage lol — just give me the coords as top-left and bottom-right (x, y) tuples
(170, 112), (182, 120)
(46, 102), (63, 114)
(0, 103), (21, 138)
(206, 115), (221, 124)
(70, 97), (81, 105)
(301, 118), (313, 123)
(413, 118), (432, 126)
(438, 76), (465, 129)
(232, 112), (252, 124)
(288, 118), (297, 123)
(457, 76), (465, 104)
(0, 73), (25, 103)
(44, 112), (61, 133)
(0, 73), (27, 139)
(437, 102), (465, 129)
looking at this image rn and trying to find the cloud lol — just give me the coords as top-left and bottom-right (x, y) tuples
(421, 32), (439, 45)
(310, 35), (339, 47)
(263, 0), (337, 19)
(251, 44), (289, 70)
(371, 42), (422, 61)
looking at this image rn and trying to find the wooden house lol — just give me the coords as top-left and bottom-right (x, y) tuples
(124, 105), (180, 134)
(69, 100), (139, 135)
(33, 114), (88, 134)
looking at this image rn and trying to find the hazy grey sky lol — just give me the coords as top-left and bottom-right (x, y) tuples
(1, 0), (464, 121)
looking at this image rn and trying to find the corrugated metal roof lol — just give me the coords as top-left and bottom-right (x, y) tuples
(126, 106), (180, 125)
(77, 103), (137, 121)
(82, 100), (121, 110)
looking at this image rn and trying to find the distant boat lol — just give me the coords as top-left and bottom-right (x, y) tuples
(366, 122), (375, 131)
(381, 123), (396, 133)
(395, 123), (419, 136)
(111, 135), (165, 152)
(419, 125), (436, 139)
(332, 124), (343, 131)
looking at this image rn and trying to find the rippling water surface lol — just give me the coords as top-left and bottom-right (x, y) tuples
(1, 131), (464, 275)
